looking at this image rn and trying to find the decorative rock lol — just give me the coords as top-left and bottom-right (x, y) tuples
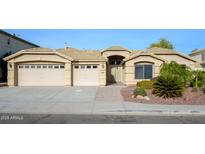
(136, 95), (144, 100)
(131, 95), (136, 98)
(144, 96), (150, 101)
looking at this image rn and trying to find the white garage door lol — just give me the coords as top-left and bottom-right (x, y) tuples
(73, 65), (99, 86)
(18, 64), (65, 86)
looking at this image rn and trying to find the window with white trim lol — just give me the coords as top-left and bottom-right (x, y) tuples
(19, 65), (23, 69)
(93, 65), (98, 69)
(87, 65), (91, 69)
(60, 65), (65, 69)
(74, 65), (79, 69)
(54, 65), (59, 69)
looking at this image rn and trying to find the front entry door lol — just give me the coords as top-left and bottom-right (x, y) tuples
(109, 65), (123, 83)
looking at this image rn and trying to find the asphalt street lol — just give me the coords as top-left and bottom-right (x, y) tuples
(1, 113), (205, 124)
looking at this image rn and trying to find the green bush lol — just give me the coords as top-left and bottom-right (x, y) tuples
(133, 87), (147, 97)
(152, 75), (184, 98)
(190, 71), (205, 88)
(160, 61), (192, 85)
(137, 80), (154, 89)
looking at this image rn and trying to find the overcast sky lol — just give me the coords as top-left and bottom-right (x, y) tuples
(4, 29), (205, 54)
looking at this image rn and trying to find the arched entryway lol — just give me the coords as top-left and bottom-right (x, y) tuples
(107, 55), (125, 84)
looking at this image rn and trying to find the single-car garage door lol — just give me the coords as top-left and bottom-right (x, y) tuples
(18, 64), (65, 86)
(73, 65), (99, 86)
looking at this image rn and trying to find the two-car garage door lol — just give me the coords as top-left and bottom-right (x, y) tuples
(73, 65), (99, 86)
(18, 64), (65, 86)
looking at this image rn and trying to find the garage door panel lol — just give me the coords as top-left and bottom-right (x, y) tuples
(18, 64), (65, 86)
(73, 65), (99, 86)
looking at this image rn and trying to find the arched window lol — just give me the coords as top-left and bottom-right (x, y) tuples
(135, 63), (153, 79)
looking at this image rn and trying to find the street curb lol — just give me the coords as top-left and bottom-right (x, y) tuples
(1, 110), (205, 116)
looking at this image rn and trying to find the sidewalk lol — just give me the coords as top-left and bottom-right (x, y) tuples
(123, 101), (205, 115)
(92, 101), (205, 116)
(1, 100), (205, 115)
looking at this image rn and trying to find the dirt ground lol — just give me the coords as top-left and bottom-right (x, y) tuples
(121, 86), (205, 105)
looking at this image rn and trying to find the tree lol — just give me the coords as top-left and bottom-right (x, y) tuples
(149, 38), (174, 49)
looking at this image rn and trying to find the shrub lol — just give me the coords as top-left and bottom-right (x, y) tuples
(152, 75), (184, 98)
(190, 71), (205, 88)
(133, 87), (147, 97)
(136, 80), (154, 89)
(160, 61), (192, 86)
(203, 86), (205, 94)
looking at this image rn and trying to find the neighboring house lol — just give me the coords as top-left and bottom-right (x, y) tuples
(3, 46), (201, 86)
(189, 49), (205, 71)
(0, 30), (39, 81)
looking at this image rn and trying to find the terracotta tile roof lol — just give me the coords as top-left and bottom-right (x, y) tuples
(57, 48), (107, 61)
(23, 47), (54, 52)
(146, 47), (178, 54)
(102, 46), (131, 52)
(3, 47), (73, 61)
(124, 52), (166, 62)
(146, 47), (196, 62)
(130, 50), (144, 56)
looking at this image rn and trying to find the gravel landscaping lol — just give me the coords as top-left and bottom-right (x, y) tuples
(121, 86), (205, 105)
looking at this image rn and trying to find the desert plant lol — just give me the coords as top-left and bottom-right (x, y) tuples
(203, 86), (205, 94)
(160, 61), (192, 86)
(137, 80), (154, 89)
(133, 87), (147, 97)
(191, 70), (205, 88)
(152, 75), (184, 98)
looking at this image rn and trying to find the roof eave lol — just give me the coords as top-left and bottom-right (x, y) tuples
(124, 53), (166, 63)
(3, 51), (73, 61)
(154, 53), (196, 62)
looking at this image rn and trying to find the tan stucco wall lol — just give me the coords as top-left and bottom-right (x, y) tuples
(156, 54), (196, 69)
(102, 51), (130, 59)
(6, 48), (201, 86)
(190, 54), (202, 63)
(7, 53), (72, 86)
(124, 55), (164, 85)
(7, 59), (15, 86)
(71, 61), (107, 86)
(13, 54), (69, 63)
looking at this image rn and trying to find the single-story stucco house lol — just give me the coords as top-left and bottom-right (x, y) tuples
(3, 46), (201, 87)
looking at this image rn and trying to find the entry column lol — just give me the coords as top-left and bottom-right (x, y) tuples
(64, 62), (72, 86)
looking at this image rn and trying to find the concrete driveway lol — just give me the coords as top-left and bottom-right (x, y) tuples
(0, 86), (130, 115)
(1, 86), (205, 117)
(0, 86), (98, 103)
(0, 86), (99, 114)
